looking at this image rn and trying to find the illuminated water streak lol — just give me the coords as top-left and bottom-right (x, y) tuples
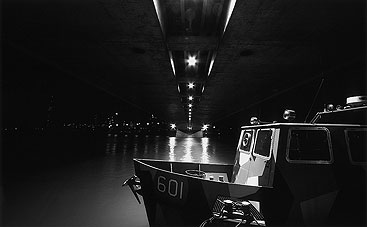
(201, 137), (209, 163)
(168, 137), (176, 161)
(181, 138), (194, 162)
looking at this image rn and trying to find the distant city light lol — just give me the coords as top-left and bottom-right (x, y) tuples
(188, 96), (193, 101)
(115, 112), (118, 115)
(188, 82), (195, 89)
(187, 55), (197, 66)
(147, 122), (150, 125)
(116, 123), (119, 127)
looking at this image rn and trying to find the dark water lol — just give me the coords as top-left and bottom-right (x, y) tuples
(1, 134), (237, 226)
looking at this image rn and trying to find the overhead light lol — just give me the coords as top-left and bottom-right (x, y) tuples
(188, 104), (193, 108)
(223, 0), (237, 34)
(188, 82), (195, 89)
(152, 0), (164, 34)
(188, 126), (192, 130)
(188, 96), (193, 101)
(208, 57), (215, 76)
(170, 123), (176, 130)
(169, 52), (176, 76)
(202, 124), (209, 131)
(187, 55), (197, 66)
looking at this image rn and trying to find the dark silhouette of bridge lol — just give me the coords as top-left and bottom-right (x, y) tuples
(2, 0), (366, 132)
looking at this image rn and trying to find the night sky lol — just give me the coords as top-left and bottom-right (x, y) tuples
(1, 44), (149, 129)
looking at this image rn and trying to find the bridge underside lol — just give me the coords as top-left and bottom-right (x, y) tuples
(2, 0), (366, 131)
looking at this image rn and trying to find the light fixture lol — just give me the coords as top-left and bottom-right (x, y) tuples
(188, 104), (193, 108)
(188, 82), (195, 89)
(202, 124), (209, 131)
(188, 126), (192, 130)
(223, 0), (237, 34)
(188, 96), (193, 101)
(170, 123), (176, 130)
(187, 55), (197, 66)
(169, 51), (176, 76)
(208, 57), (215, 76)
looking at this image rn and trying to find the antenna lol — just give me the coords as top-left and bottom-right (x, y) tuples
(304, 77), (324, 123)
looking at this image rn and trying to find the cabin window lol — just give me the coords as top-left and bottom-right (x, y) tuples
(253, 129), (273, 159)
(238, 129), (255, 153)
(345, 129), (367, 164)
(287, 128), (332, 164)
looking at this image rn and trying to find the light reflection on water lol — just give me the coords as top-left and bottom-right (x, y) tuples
(127, 136), (236, 164)
(3, 135), (236, 227)
(201, 137), (209, 163)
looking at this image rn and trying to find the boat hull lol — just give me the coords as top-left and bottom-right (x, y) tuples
(134, 159), (266, 226)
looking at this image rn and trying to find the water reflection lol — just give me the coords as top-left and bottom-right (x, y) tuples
(105, 137), (118, 154)
(154, 136), (160, 154)
(182, 138), (194, 162)
(201, 137), (209, 163)
(168, 137), (176, 161)
(3, 135), (236, 227)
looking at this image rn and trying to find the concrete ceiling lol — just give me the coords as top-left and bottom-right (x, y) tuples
(2, 0), (365, 131)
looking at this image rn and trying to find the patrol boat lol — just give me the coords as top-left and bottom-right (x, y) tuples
(123, 96), (366, 226)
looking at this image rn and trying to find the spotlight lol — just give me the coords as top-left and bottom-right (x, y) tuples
(187, 55), (197, 66)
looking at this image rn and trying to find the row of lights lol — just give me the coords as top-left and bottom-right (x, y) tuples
(174, 55), (208, 130)
(170, 123), (210, 131)
(186, 56), (200, 130)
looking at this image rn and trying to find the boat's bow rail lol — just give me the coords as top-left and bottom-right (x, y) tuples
(134, 158), (234, 183)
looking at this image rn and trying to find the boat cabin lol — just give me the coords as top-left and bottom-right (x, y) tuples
(229, 105), (366, 225)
